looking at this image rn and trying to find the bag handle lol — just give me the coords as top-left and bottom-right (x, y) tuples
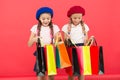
(93, 37), (97, 46)
(86, 36), (97, 46)
(55, 33), (63, 45)
(56, 33), (77, 48)
(64, 35), (98, 47)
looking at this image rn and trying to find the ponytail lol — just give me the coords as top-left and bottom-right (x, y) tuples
(80, 20), (86, 35)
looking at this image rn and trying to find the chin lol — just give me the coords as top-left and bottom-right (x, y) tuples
(74, 23), (79, 26)
(43, 24), (49, 27)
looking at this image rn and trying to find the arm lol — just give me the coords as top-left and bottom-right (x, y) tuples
(27, 32), (38, 47)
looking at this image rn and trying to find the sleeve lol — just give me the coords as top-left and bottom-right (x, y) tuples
(30, 24), (37, 34)
(53, 24), (60, 35)
(61, 24), (68, 34)
(84, 24), (89, 32)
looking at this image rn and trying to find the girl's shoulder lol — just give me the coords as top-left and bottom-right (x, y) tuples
(31, 24), (38, 29)
(62, 24), (69, 32)
(83, 23), (89, 27)
(53, 24), (59, 27)
(62, 24), (69, 30)
(30, 24), (38, 33)
(52, 24), (60, 30)
(62, 24), (69, 27)
(82, 23), (89, 31)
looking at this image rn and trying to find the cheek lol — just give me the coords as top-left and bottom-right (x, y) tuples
(79, 19), (82, 22)
(73, 19), (77, 22)
(48, 19), (51, 22)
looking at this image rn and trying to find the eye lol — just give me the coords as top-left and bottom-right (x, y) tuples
(73, 17), (77, 19)
(47, 18), (50, 20)
(42, 18), (45, 20)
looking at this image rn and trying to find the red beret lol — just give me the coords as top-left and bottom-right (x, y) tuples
(67, 6), (85, 17)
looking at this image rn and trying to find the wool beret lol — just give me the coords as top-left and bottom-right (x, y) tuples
(67, 6), (85, 17)
(36, 7), (53, 20)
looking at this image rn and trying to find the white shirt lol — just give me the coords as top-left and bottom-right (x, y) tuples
(30, 24), (60, 45)
(62, 23), (89, 44)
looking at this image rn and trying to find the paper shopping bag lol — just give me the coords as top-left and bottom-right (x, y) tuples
(56, 46), (61, 68)
(99, 46), (104, 74)
(76, 46), (84, 75)
(45, 44), (57, 75)
(36, 47), (46, 75)
(72, 47), (80, 76)
(66, 46), (92, 76)
(82, 46), (92, 75)
(90, 46), (99, 74)
(57, 42), (71, 68)
(65, 47), (73, 76)
(65, 47), (81, 76)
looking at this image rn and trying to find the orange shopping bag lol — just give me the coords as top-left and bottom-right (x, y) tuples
(57, 42), (72, 68)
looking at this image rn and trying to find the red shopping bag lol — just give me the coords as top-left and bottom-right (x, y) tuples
(65, 47), (73, 76)
(65, 47), (81, 76)
(76, 46), (84, 75)
(90, 46), (99, 74)
(88, 36), (104, 74)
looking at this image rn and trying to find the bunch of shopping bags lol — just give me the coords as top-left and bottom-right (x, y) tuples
(34, 36), (104, 76)
(65, 45), (104, 76)
(65, 36), (104, 76)
(34, 38), (71, 75)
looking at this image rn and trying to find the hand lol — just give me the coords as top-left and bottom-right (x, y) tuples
(33, 36), (41, 43)
(66, 34), (70, 40)
(55, 33), (62, 43)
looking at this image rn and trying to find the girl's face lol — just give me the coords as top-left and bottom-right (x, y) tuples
(70, 13), (82, 26)
(39, 13), (52, 27)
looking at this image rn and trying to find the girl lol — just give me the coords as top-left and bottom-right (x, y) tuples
(28, 7), (60, 80)
(62, 6), (89, 80)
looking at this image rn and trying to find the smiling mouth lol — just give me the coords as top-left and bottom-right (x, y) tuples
(44, 23), (48, 25)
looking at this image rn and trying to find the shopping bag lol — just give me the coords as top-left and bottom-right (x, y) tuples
(65, 46), (82, 76)
(99, 46), (104, 74)
(76, 46), (84, 75)
(35, 38), (46, 75)
(72, 47), (80, 76)
(45, 44), (57, 75)
(57, 42), (72, 68)
(65, 47), (73, 76)
(55, 33), (72, 68)
(66, 46), (92, 76)
(87, 36), (104, 74)
(56, 46), (61, 68)
(90, 46), (99, 74)
(82, 46), (92, 75)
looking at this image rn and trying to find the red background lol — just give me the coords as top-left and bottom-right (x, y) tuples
(0, 0), (120, 77)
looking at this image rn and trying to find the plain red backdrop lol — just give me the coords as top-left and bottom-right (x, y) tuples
(0, 0), (120, 77)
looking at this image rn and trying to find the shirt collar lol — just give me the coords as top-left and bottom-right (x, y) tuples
(71, 23), (81, 28)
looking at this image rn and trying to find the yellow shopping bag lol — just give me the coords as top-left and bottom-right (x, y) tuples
(45, 44), (57, 75)
(82, 46), (92, 75)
